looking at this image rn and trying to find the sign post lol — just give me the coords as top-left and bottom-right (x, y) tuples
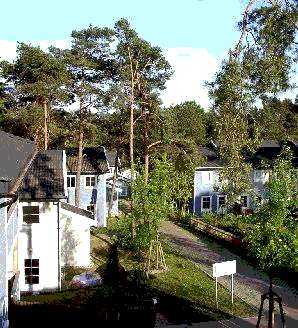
(212, 260), (236, 309)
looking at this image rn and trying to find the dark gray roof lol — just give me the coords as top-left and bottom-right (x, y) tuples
(20, 150), (66, 200)
(198, 146), (224, 168)
(105, 149), (117, 166)
(66, 147), (109, 174)
(0, 131), (36, 194)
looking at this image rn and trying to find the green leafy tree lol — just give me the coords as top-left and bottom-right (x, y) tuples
(246, 150), (297, 327)
(111, 156), (174, 252)
(209, 0), (297, 204)
(253, 97), (298, 141)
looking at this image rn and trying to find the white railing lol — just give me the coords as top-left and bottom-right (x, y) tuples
(0, 296), (8, 328)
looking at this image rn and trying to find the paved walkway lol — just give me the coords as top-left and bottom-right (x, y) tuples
(159, 221), (298, 327)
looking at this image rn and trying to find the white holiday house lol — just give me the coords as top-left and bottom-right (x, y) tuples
(18, 150), (95, 293)
(0, 131), (37, 328)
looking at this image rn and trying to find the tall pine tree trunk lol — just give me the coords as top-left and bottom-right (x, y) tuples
(43, 99), (49, 150)
(75, 102), (84, 207)
(143, 111), (149, 184)
(128, 47), (136, 239)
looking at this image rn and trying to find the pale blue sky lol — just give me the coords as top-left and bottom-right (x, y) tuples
(1, 0), (296, 107)
(1, 0), (244, 57)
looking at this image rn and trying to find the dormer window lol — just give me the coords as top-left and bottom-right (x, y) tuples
(85, 176), (96, 187)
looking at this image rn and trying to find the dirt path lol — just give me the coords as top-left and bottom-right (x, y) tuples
(159, 221), (298, 327)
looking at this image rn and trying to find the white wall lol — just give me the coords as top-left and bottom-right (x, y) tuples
(60, 209), (93, 268)
(18, 201), (93, 293)
(18, 201), (60, 293)
(0, 203), (9, 327)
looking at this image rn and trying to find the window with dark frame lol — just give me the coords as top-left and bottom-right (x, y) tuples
(24, 259), (39, 284)
(218, 195), (226, 207)
(241, 195), (248, 207)
(202, 196), (211, 210)
(67, 176), (76, 188)
(85, 176), (96, 187)
(23, 206), (39, 224)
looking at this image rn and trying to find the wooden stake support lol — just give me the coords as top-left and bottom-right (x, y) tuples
(146, 236), (167, 276)
(256, 291), (286, 328)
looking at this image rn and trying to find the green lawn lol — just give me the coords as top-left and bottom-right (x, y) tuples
(22, 231), (256, 322)
(90, 233), (256, 321)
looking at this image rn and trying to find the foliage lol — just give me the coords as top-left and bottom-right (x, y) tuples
(208, 0), (297, 204)
(110, 156), (174, 252)
(245, 151), (298, 274)
(253, 97), (298, 141)
(0, 43), (70, 147)
(201, 212), (255, 237)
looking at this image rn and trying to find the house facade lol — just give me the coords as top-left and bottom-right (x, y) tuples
(0, 131), (37, 328)
(66, 147), (120, 226)
(18, 150), (95, 293)
(193, 141), (297, 217)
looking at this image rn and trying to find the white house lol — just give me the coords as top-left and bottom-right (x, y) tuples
(65, 147), (122, 226)
(18, 150), (95, 293)
(193, 140), (298, 216)
(0, 131), (37, 327)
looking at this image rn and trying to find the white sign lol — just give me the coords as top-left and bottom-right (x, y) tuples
(212, 260), (236, 278)
(212, 260), (237, 309)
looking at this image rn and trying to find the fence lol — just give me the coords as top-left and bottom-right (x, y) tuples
(190, 218), (242, 246)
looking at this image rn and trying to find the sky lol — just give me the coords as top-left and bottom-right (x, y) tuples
(0, 0), (296, 107)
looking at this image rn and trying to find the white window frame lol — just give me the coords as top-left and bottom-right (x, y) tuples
(85, 175), (96, 188)
(217, 195), (227, 211)
(201, 196), (212, 213)
(240, 195), (249, 208)
(254, 170), (269, 183)
(24, 258), (40, 285)
(67, 175), (76, 188)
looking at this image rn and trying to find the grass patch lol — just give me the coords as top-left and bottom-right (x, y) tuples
(91, 232), (255, 320)
(22, 230), (255, 323)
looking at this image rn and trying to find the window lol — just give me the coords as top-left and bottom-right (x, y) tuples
(218, 195), (226, 207)
(23, 206), (39, 224)
(87, 204), (95, 213)
(24, 259), (39, 284)
(85, 176), (96, 187)
(67, 176), (76, 188)
(254, 170), (269, 183)
(201, 196), (212, 212)
(241, 196), (248, 208)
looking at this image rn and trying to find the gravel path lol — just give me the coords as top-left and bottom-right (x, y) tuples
(159, 221), (298, 327)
